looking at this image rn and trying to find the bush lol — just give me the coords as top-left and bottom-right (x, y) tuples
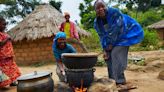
(128, 58), (146, 66)
(96, 58), (106, 66)
(81, 28), (102, 51)
(140, 28), (160, 49)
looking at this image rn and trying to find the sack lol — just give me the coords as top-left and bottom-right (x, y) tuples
(0, 70), (9, 82)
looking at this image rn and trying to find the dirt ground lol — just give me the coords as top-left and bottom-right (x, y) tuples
(0, 50), (164, 92)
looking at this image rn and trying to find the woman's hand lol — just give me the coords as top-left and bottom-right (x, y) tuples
(58, 61), (65, 75)
(103, 51), (109, 61)
(108, 44), (112, 51)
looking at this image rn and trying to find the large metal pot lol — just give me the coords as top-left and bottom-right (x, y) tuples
(65, 68), (95, 88)
(17, 71), (54, 92)
(62, 53), (98, 69)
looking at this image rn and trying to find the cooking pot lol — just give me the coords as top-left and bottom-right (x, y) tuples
(62, 53), (98, 69)
(17, 71), (54, 92)
(65, 68), (95, 88)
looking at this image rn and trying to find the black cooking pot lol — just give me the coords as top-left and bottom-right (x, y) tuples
(17, 71), (54, 92)
(62, 53), (98, 69)
(65, 68), (95, 88)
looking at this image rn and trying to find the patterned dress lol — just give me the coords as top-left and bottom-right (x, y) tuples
(0, 32), (21, 87)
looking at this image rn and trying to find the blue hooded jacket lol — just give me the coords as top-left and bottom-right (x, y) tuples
(94, 7), (144, 50)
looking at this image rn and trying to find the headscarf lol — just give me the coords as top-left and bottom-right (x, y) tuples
(53, 32), (66, 45)
(94, 0), (107, 10)
(64, 12), (70, 17)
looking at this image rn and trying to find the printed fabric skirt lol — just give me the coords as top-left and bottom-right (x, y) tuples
(0, 57), (21, 87)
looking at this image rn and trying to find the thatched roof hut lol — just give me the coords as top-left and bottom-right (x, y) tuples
(148, 20), (164, 29)
(148, 20), (164, 40)
(8, 4), (90, 65)
(8, 4), (90, 42)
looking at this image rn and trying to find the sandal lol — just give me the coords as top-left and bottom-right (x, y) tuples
(117, 83), (137, 91)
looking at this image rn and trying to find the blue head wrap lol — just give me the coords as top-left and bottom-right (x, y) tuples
(53, 32), (66, 45)
(54, 32), (66, 40)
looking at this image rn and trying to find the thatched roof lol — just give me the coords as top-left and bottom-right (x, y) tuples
(148, 20), (164, 29)
(8, 4), (90, 42)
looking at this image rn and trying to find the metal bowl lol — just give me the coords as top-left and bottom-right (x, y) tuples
(62, 53), (98, 69)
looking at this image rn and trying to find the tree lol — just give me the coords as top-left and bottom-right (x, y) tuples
(121, 0), (161, 12)
(0, 0), (41, 20)
(0, 0), (62, 24)
(151, 0), (161, 7)
(79, 0), (95, 30)
(0, 0), (16, 4)
(126, 5), (164, 27)
(49, 0), (62, 12)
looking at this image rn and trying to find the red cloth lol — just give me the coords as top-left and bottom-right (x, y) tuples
(60, 21), (79, 40)
(0, 32), (14, 59)
(0, 32), (21, 87)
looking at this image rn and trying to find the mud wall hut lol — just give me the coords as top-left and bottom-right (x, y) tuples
(148, 20), (164, 40)
(8, 4), (90, 65)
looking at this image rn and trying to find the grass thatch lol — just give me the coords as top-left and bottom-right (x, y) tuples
(148, 20), (164, 29)
(8, 4), (90, 42)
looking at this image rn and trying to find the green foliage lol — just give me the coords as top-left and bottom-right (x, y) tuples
(137, 11), (162, 27)
(0, 0), (62, 24)
(121, 0), (161, 12)
(49, 0), (62, 12)
(137, 0), (152, 12)
(0, 0), (16, 5)
(125, 6), (164, 27)
(151, 0), (161, 7)
(1, 0), (42, 18)
(81, 11), (96, 30)
(96, 58), (106, 66)
(81, 28), (101, 51)
(128, 59), (146, 66)
(140, 28), (160, 49)
(79, 0), (95, 29)
(159, 5), (164, 18)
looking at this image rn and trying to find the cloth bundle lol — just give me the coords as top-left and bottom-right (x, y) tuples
(0, 69), (9, 82)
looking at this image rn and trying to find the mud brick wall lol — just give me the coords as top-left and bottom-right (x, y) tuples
(157, 29), (164, 40)
(12, 37), (83, 65)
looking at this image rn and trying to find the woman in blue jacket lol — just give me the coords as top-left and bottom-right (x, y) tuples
(94, 0), (144, 85)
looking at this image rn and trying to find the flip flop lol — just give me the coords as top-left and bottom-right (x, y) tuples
(117, 84), (138, 91)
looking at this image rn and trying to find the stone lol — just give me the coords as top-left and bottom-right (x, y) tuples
(127, 64), (144, 72)
(54, 82), (73, 92)
(158, 70), (164, 80)
(54, 77), (118, 92)
(88, 77), (118, 92)
(147, 60), (164, 67)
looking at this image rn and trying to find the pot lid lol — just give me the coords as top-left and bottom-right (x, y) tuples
(62, 53), (98, 57)
(17, 71), (52, 81)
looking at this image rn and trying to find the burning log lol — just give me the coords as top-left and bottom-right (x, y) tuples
(74, 79), (87, 92)
(74, 87), (87, 92)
